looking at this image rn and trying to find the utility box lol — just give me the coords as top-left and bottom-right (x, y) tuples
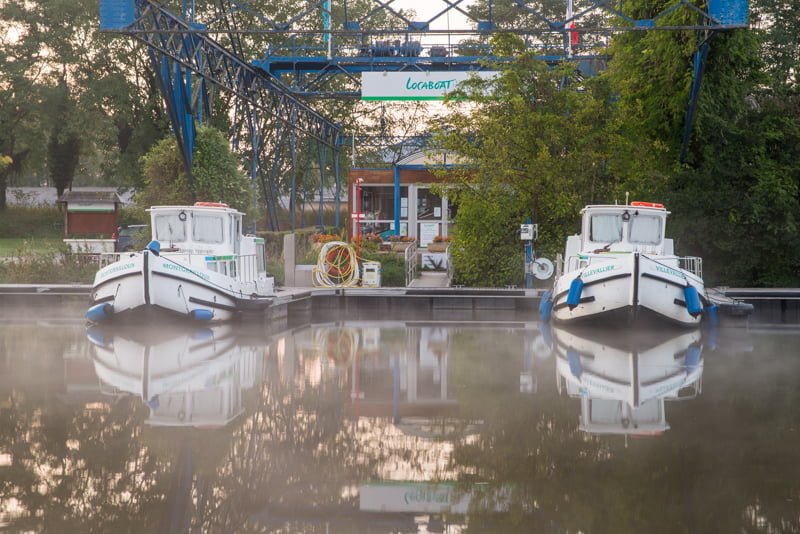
(361, 261), (381, 287)
(520, 224), (537, 241)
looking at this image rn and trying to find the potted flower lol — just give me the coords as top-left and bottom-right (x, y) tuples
(389, 234), (416, 252)
(427, 235), (451, 253)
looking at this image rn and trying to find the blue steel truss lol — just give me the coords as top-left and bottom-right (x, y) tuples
(102, 0), (341, 230)
(101, 0), (748, 229)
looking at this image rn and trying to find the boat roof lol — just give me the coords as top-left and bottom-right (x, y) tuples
(147, 204), (243, 215)
(580, 203), (670, 215)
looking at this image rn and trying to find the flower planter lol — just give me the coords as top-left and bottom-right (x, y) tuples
(391, 242), (414, 252)
(426, 242), (448, 253)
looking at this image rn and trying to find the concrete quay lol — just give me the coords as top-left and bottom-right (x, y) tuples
(0, 284), (797, 326)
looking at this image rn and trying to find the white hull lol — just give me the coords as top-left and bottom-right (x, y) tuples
(87, 324), (261, 427)
(88, 250), (274, 323)
(552, 253), (705, 327)
(551, 326), (704, 435)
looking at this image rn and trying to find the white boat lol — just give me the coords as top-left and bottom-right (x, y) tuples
(86, 202), (275, 323)
(86, 324), (263, 427)
(550, 325), (704, 436)
(541, 202), (707, 327)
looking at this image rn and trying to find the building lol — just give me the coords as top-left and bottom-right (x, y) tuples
(348, 150), (458, 248)
(56, 190), (124, 237)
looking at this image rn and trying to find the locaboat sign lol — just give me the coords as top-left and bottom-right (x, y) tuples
(361, 71), (498, 101)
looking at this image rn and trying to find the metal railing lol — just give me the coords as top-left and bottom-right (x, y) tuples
(93, 252), (263, 283)
(445, 243), (455, 287)
(404, 241), (418, 287)
(205, 254), (261, 283)
(679, 256), (703, 278)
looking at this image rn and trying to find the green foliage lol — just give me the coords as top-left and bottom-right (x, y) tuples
(0, 207), (63, 238)
(358, 251), (406, 287)
(668, 93), (800, 286)
(448, 188), (526, 287)
(137, 127), (254, 213)
(434, 53), (667, 285)
(117, 206), (149, 227)
(47, 81), (83, 198)
(0, 244), (97, 283)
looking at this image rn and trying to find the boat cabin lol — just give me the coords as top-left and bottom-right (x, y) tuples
(566, 203), (674, 259)
(147, 203), (266, 279)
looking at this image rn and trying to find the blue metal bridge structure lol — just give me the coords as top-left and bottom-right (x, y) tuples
(99, 0), (748, 231)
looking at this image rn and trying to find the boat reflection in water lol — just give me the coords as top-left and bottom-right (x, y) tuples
(548, 324), (705, 436)
(86, 324), (263, 427)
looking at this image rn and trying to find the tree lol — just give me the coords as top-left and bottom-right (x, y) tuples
(137, 127), (254, 213)
(431, 36), (667, 286)
(46, 79), (82, 197)
(605, 0), (800, 286)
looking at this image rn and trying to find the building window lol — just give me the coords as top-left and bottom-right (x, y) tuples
(355, 185), (408, 238)
(417, 188), (442, 220)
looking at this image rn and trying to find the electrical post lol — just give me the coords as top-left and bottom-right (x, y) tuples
(520, 219), (536, 289)
(521, 218), (554, 287)
(354, 177), (364, 259)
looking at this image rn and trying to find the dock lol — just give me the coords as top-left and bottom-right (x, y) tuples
(0, 284), (796, 325)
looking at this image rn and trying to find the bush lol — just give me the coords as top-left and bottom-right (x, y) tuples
(359, 251), (406, 287)
(0, 207), (63, 238)
(0, 243), (97, 283)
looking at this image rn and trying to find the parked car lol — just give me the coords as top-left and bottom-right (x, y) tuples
(113, 224), (149, 252)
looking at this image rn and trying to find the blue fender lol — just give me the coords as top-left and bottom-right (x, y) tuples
(566, 278), (584, 310)
(567, 349), (583, 378)
(684, 285), (703, 317)
(190, 308), (214, 321)
(85, 302), (114, 323)
(539, 290), (553, 322)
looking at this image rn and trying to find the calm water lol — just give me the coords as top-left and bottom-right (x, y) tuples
(1, 307), (799, 533)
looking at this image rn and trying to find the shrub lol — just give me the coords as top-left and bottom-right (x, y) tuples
(0, 243), (97, 283)
(359, 251), (406, 287)
(0, 207), (63, 238)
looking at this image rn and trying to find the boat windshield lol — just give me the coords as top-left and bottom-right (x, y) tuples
(193, 214), (225, 244)
(629, 215), (662, 245)
(590, 214), (623, 244)
(154, 214), (186, 243)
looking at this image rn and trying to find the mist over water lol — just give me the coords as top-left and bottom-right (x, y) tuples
(1, 309), (798, 532)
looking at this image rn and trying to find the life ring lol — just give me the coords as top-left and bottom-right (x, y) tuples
(630, 201), (665, 209)
(194, 201), (229, 208)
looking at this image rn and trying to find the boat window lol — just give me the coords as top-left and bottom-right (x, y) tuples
(193, 215), (225, 244)
(629, 215), (662, 245)
(590, 214), (623, 243)
(256, 242), (266, 272)
(154, 214), (186, 243)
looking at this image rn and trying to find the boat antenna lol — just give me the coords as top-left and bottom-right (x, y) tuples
(625, 191), (629, 205)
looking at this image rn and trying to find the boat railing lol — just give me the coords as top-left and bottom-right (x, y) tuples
(445, 243), (455, 287)
(404, 241), (419, 287)
(204, 254), (261, 283)
(563, 254), (587, 274)
(679, 256), (703, 278)
(97, 253), (121, 267)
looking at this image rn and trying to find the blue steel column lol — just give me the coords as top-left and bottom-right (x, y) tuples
(680, 38), (712, 163)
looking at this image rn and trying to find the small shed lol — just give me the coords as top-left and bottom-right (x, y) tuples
(57, 190), (123, 237)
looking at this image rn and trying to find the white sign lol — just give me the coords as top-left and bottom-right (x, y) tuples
(419, 222), (439, 247)
(359, 482), (511, 514)
(422, 253), (448, 270)
(361, 71), (499, 101)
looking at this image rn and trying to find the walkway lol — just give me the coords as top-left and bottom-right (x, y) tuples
(408, 271), (450, 288)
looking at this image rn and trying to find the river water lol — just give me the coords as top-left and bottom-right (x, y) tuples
(0, 306), (798, 533)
